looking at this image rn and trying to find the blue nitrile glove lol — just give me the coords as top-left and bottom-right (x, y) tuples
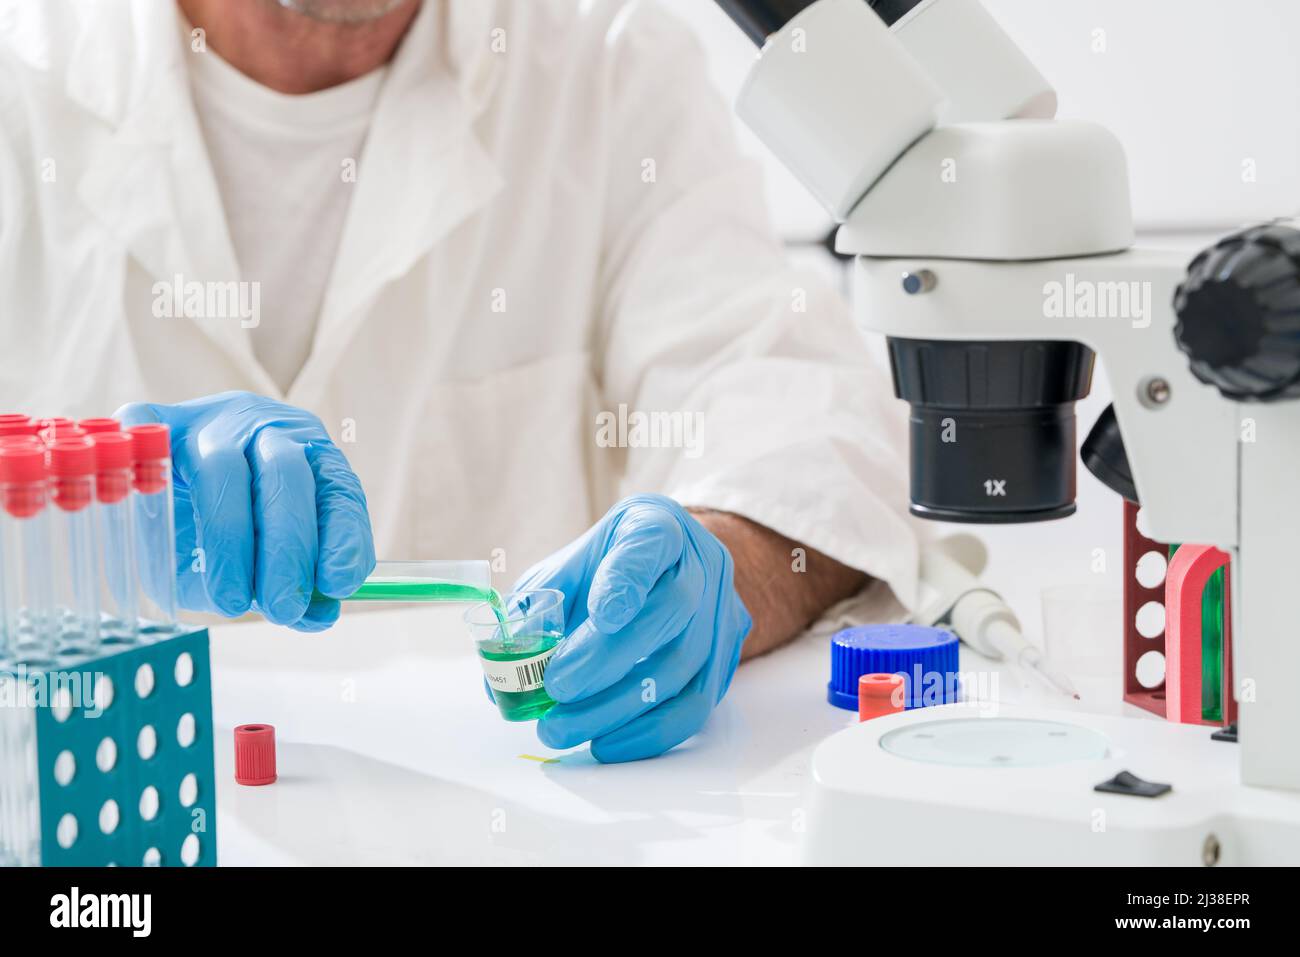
(116, 392), (376, 632)
(511, 494), (752, 763)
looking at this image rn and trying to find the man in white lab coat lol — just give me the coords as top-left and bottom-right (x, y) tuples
(0, 0), (916, 761)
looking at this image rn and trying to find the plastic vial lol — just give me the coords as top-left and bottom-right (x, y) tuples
(128, 424), (178, 634)
(0, 443), (56, 666)
(47, 440), (101, 657)
(464, 589), (565, 722)
(89, 433), (139, 644)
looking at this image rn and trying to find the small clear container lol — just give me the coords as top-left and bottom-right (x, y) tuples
(464, 589), (565, 722)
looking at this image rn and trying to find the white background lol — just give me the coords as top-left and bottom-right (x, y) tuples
(659, 0), (1298, 651)
(665, 0), (1300, 238)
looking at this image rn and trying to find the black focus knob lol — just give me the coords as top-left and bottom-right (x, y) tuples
(1174, 224), (1300, 401)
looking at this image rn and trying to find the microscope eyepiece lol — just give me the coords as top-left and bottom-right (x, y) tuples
(714, 0), (821, 45)
(888, 337), (1095, 523)
(715, 0), (926, 45)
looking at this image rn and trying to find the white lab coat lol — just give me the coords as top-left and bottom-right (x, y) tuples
(0, 0), (919, 605)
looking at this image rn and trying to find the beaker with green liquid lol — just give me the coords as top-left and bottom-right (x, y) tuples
(464, 589), (564, 722)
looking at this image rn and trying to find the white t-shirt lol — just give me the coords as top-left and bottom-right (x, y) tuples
(184, 41), (387, 395)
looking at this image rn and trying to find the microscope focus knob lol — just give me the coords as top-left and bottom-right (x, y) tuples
(1174, 224), (1300, 401)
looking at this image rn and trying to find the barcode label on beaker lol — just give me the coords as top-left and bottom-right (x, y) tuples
(480, 647), (555, 694)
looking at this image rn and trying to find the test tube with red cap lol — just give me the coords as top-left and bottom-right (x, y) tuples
(128, 424), (178, 633)
(47, 439), (101, 656)
(88, 432), (139, 642)
(0, 443), (55, 664)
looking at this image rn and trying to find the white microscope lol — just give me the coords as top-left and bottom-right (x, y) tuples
(714, 0), (1300, 864)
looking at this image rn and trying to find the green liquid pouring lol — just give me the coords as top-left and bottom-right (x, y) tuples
(318, 574), (557, 721)
(337, 579), (504, 609)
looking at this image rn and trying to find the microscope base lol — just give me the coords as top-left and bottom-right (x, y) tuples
(805, 703), (1300, 865)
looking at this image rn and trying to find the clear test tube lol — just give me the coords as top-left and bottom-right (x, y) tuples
(128, 424), (178, 634)
(47, 439), (100, 657)
(0, 423), (24, 659)
(337, 560), (495, 602)
(0, 444), (55, 666)
(89, 433), (138, 643)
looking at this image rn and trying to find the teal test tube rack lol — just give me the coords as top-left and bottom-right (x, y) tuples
(0, 627), (217, 866)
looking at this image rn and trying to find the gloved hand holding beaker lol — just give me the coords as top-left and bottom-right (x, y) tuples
(512, 494), (752, 763)
(116, 392), (376, 632)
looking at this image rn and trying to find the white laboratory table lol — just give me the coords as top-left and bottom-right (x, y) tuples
(208, 589), (1146, 866)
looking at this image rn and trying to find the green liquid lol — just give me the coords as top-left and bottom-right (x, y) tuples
(479, 632), (560, 722)
(320, 579), (508, 627)
(336, 579), (503, 607)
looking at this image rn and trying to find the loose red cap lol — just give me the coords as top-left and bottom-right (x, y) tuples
(234, 724), (277, 786)
(128, 423), (171, 461)
(858, 673), (907, 722)
(0, 435), (41, 448)
(37, 417), (74, 430)
(0, 414), (30, 425)
(78, 418), (121, 435)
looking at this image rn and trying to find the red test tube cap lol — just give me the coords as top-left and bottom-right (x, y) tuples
(89, 432), (134, 469)
(78, 418), (122, 435)
(234, 724), (277, 786)
(40, 425), (87, 445)
(48, 439), (96, 511)
(127, 423), (171, 460)
(128, 424), (171, 494)
(858, 673), (906, 722)
(0, 443), (45, 483)
(0, 420), (38, 437)
(47, 438), (97, 475)
(0, 444), (46, 518)
(89, 433), (135, 504)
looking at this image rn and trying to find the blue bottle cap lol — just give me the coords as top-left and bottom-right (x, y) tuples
(827, 623), (960, 711)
